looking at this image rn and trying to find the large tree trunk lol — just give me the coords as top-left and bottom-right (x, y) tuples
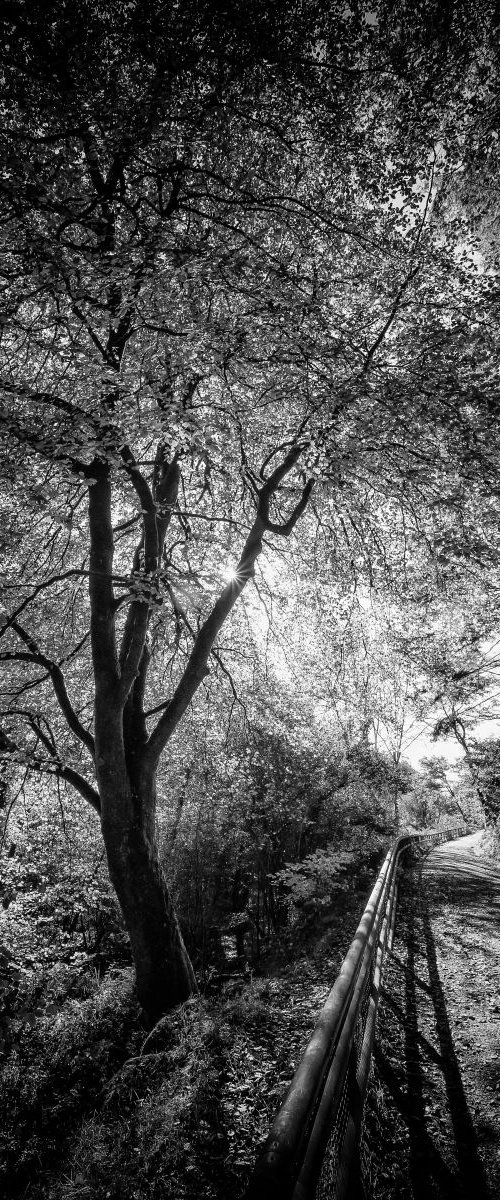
(86, 450), (313, 1018)
(95, 698), (196, 1018)
(101, 792), (196, 1017)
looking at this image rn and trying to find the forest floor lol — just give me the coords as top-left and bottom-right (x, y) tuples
(2, 835), (499, 1200)
(364, 831), (500, 1200)
(1, 875), (371, 1200)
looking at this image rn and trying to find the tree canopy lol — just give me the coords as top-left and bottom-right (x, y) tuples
(2, 0), (500, 1013)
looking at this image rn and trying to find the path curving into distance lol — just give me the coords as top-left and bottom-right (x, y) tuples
(363, 831), (500, 1200)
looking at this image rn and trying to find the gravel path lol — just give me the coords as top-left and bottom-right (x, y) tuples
(363, 832), (500, 1200)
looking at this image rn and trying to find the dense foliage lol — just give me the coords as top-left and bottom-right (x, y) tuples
(3, 8), (500, 1198)
(1, 0), (500, 1120)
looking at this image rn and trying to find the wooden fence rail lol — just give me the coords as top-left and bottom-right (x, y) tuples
(244, 824), (467, 1200)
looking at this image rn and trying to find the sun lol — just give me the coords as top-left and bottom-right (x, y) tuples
(222, 565), (239, 584)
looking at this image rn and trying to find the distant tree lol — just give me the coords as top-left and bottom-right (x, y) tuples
(461, 738), (500, 836)
(408, 755), (470, 829)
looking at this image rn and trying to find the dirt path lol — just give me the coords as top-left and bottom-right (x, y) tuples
(363, 832), (500, 1200)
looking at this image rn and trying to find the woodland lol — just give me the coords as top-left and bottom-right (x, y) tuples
(1, 2), (500, 1197)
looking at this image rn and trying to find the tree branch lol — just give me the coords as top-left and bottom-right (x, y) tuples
(118, 446), (181, 703)
(0, 572), (126, 642)
(0, 408), (91, 476)
(263, 479), (314, 535)
(0, 725), (100, 815)
(7, 621), (95, 757)
(143, 443), (313, 774)
(363, 263), (420, 375)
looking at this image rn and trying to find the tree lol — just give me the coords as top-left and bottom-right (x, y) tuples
(460, 738), (500, 837)
(2, 0), (381, 1014)
(410, 755), (478, 829)
(3, 1), (500, 1015)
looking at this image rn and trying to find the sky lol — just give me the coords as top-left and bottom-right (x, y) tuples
(403, 718), (500, 771)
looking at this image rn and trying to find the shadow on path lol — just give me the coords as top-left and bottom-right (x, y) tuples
(365, 851), (494, 1200)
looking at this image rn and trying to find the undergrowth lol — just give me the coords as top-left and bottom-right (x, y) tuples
(1, 967), (143, 1198)
(0, 850), (378, 1200)
(1, 906), (366, 1200)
